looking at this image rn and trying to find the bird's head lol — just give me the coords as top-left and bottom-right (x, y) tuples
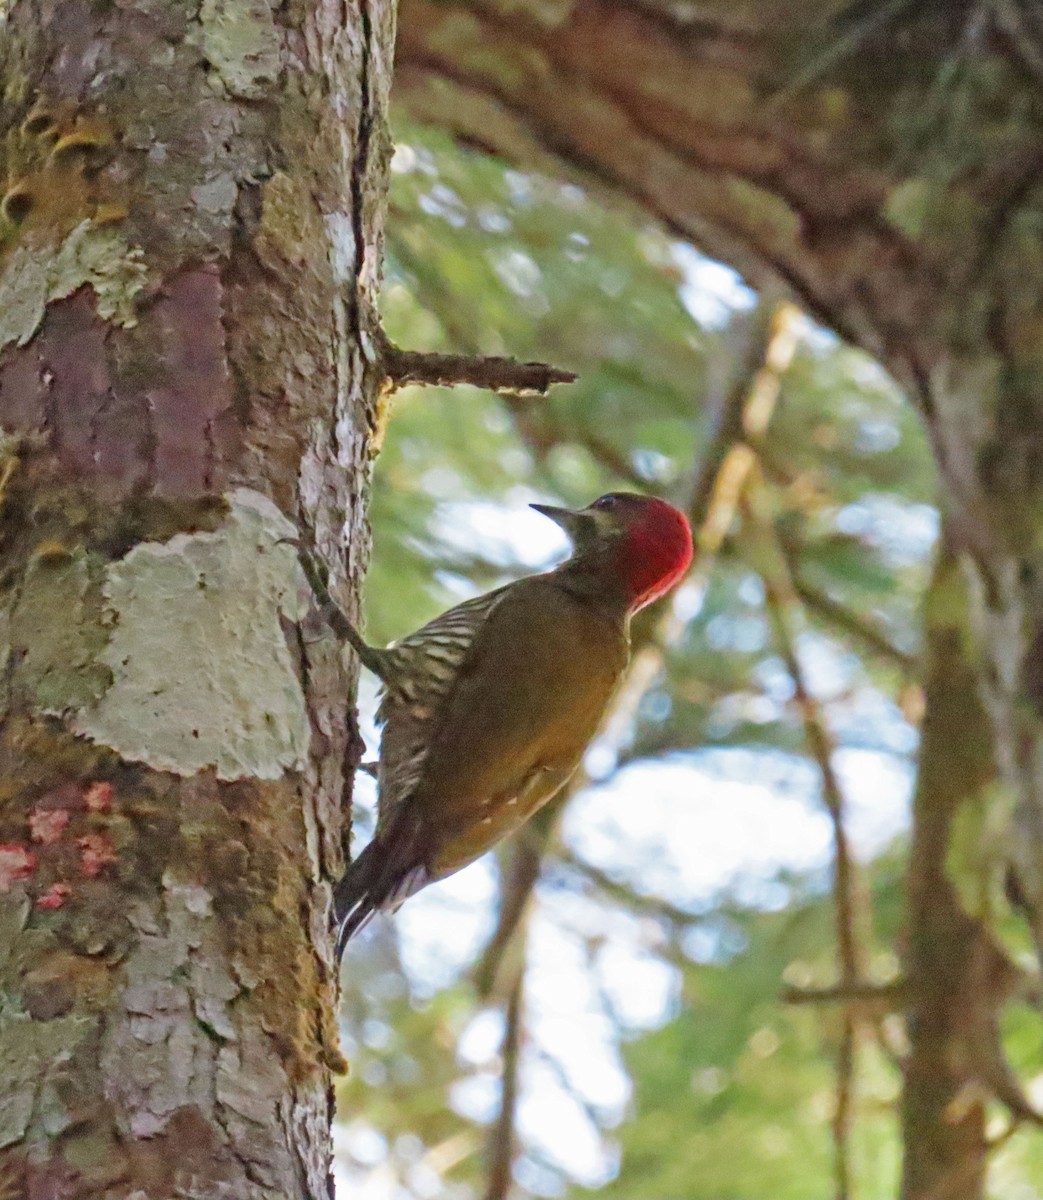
(531, 492), (693, 612)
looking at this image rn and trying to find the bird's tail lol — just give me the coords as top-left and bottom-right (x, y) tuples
(334, 824), (429, 957)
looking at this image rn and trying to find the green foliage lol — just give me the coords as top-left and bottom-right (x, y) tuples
(597, 860), (905, 1200)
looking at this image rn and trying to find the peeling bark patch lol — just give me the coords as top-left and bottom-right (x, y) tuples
(73, 489), (310, 780)
(36, 290), (112, 478)
(1, 268), (239, 498)
(0, 341), (45, 432)
(144, 266), (237, 498)
(100, 875), (243, 1142)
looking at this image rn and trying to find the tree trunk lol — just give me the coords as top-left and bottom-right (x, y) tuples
(0, 0), (392, 1192)
(902, 548), (994, 1200)
(394, 5), (1043, 1195)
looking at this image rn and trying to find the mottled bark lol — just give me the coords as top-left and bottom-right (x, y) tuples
(902, 550), (995, 1200)
(0, 0), (392, 1193)
(393, 4), (1043, 1194)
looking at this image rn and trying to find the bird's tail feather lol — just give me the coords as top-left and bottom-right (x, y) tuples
(334, 824), (429, 957)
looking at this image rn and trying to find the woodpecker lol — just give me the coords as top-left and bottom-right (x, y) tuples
(298, 493), (693, 955)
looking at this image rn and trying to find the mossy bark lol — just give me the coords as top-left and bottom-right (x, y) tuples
(902, 549), (995, 1200)
(0, 0), (393, 1192)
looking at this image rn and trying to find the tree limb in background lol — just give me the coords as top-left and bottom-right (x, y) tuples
(484, 970), (525, 1200)
(750, 490), (870, 985)
(533, 1044), (606, 1130)
(741, 460), (919, 673)
(782, 980), (905, 1010)
(558, 846), (706, 928)
(743, 479), (871, 1200)
(579, 430), (652, 490)
(475, 813), (552, 1000)
(791, 573), (918, 675)
(900, 546), (1043, 1197)
(991, 1), (1043, 89)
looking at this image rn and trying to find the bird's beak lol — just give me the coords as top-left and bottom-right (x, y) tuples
(530, 503), (590, 542)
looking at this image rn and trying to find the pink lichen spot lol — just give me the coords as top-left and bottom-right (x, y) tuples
(36, 883), (72, 911)
(29, 807), (71, 845)
(0, 843), (37, 891)
(78, 833), (117, 878)
(83, 781), (113, 812)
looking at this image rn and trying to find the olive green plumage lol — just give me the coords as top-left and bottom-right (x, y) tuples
(298, 493), (693, 955)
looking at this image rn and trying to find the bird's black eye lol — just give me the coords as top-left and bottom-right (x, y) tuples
(592, 495), (620, 511)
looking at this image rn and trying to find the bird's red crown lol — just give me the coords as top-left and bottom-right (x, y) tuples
(610, 495), (693, 611)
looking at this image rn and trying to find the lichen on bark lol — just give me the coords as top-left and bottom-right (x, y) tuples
(72, 489), (311, 782)
(0, 223), (147, 350)
(195, 0), (281, 99)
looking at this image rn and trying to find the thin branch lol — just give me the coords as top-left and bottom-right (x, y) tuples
(377, 327), (576, 396)
(792, 574), (917, 673)
(770, 514), (918, 672)
(984, 1119), (1021, 1152)
(531, 1045), (606, 1130)
(558, 846), (706, 928)
(420, 1131), (480, 1175)
(782, 980), (906, 1008)
(995, 0), (1043, 89)
(484, 973), (524, 1200)
(475, 814), (551, 999)
(684, 296), (795, 522)
(769, 0), (920, 104)
(745, 481), (870, 1200)
(577, 429), (651, 489)
(752, 500), (868, 986)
